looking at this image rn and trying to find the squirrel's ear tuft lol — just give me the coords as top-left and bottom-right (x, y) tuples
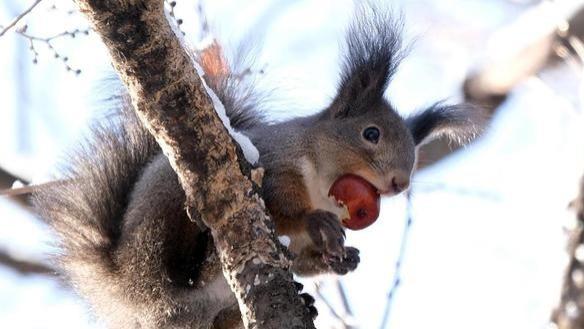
(328, 3), (404, 118)
(406, 103), (487, 146)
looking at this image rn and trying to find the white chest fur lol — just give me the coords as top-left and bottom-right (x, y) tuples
(297, 156), (349, 220)
(280, 157), (350, 255)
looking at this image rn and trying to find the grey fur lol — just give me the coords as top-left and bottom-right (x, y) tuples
(34, 106), (236, 328)
(33, 5), (481, 329)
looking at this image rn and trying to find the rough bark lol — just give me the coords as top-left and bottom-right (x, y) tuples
(72, 1), (315, 328)
(552, 176), (584, 328)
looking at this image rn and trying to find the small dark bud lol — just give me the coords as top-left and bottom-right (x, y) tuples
(170, 1), (176, 7)
(75, 69), (81, 75)
(54, 53), (59, 58)
(32, 59), (37, 64)
(177, 19), (183, 25)
(63, 57), (68, 62)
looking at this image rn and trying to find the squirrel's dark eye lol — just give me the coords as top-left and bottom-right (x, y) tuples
(363, 126), (380, 144)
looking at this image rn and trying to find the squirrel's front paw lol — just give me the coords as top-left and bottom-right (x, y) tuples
(326, 246), (360, 275)
(305, 210), (345, 258)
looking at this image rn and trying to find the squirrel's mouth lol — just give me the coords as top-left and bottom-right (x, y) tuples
(349, 169), (409, 196)
(348, 171), (388, 195)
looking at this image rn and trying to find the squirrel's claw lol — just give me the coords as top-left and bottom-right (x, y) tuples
(327, 246), (360, 275)
(305, 210), (346, 258)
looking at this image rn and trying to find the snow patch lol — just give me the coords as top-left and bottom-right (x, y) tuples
(169, 8), (260, 165)
(278, 235), (291, 247)
(191, 58), (260, 165)
(11, 180), (24, 189)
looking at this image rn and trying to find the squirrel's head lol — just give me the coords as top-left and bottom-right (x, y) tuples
(311, 5), (483, 197)
(313, 98), (481, 197)
(314, 99), (415, 197)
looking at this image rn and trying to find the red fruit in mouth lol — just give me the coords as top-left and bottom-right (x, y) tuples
(328, 174), (381, 230)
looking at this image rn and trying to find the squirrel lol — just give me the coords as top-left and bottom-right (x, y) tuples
(32, 5), (481, 329)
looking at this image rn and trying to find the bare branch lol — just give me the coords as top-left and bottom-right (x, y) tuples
(73, 0), (315, 327)
(0, 180), (67, 197)
(463, 3), (584, 111)
(313, 281), (349, 328)
(379, 191), (413, 329)
(16, 28), (90, 73)
(0, 0), (43, 37)
(0, 249), (55, 276)
(335, 280), (354, 321)
(0, 167), (31, 208)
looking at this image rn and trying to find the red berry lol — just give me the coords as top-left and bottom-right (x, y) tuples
(329, 174), (380, 230)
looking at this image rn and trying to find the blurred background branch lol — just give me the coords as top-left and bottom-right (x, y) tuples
(0, 249), (54, 276)
(0, 167), (31, 208)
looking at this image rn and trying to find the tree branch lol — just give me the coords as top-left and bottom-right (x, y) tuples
(463, 4), (584, 111)
(0, 0), (43, 37)
(72, 0), (314, 328)
(0, 249), (55, 276)
(552, 175), (584, 328)
(0, 167), (31, 208)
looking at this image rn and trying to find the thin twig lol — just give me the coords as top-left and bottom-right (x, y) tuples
(165, 0), (184, 35)
(196, 0), (211, 41)
(336, 279), (354, 318)
(379, 191), (413, 329)
(17, 28), (90, 74)
(0, 167), (32, 208)
(0, 249), (55, 276)
(0, 0), (43, 37)
(411, 181), (502, 201)
(18, 29), (89, 43)
(0, 180), (69, 197)
(335, 279), (358, 329)
(313, 281), (353, 329)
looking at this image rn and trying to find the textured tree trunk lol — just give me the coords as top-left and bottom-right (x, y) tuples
(552, 176), (584, 328)
(72, 1), (315, 328)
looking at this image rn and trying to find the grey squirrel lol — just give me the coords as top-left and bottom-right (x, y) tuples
(33, 6), (480, 329)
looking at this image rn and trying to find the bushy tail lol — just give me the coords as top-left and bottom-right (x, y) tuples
(33, 102), (159, 283)
(35, 40), (264, 284)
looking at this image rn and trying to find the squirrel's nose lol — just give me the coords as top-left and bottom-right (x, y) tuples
(390, 172), (410, 194)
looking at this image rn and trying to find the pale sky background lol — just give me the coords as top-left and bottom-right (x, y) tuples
(1, 0), (584, 328)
